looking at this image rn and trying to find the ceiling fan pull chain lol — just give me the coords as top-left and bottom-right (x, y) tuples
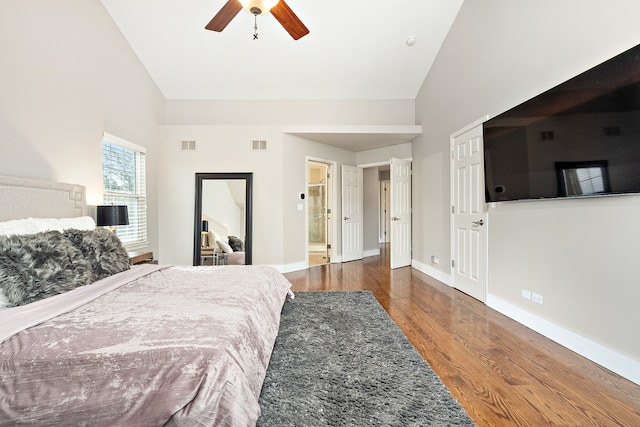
(253, 13), (259, 40)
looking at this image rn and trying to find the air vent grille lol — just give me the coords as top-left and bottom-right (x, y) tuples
(251, 140), (267, 151)
(180, 140), (196, 151)
(540, 131), (555, 141)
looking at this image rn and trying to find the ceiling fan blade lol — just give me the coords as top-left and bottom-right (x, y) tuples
(270, 0), (309, 40)
(205, 0), (243, 32)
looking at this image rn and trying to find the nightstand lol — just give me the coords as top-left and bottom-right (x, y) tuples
(201, 248), (226, 266)
(128, 251), (157, 265)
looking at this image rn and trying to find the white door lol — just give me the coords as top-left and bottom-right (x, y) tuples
(451, 121), (487, 302)
(390, 158), (412, 269)
(341, 165), (363, 262)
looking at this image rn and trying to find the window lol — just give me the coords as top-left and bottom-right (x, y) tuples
(556, 160), (611, 197)
(102, 133), (147, 249)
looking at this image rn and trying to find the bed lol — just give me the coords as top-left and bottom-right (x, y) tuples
(0, 175), (292, 426)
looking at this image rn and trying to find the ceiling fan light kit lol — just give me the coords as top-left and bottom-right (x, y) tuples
(205, 0), (309, 40)
(240, 0), (278, 15)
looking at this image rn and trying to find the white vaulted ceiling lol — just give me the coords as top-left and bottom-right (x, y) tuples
(100, 0), (463, 101)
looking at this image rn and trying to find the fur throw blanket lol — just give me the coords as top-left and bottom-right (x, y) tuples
(0, 229), (130, 307)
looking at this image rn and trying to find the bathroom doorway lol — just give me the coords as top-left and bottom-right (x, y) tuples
(307, 160), (333, 266)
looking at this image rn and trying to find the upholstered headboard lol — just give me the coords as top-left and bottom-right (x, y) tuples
(0, 175), (87, 221)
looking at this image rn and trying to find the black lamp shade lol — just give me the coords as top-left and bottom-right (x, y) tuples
(97, 205), (129, 227)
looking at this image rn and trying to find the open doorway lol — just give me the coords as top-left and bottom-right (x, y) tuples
(307, 160), (333, 266)
(360, 161), (412, 269)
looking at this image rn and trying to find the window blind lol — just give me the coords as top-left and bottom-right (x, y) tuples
(102, 134), (147, 249)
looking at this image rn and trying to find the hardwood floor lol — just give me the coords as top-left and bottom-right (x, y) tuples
(283, 245), (640, 426)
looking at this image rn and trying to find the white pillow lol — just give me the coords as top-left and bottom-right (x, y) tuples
(0, 216), (96, 236)
(0, 219), (40, 236)
(216, 239), (234, 253)
(28, 216), (96, 232)
(209, 230), (222, 242)
(209, 231), (224, 250)
(61, 216), (96, 230)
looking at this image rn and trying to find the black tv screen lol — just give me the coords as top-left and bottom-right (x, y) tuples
(483, 43), (640, 203)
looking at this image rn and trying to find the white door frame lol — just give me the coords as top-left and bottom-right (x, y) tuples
(380, 180), (390, 243)
(305, 156), (337, 267)
(450, 116), (489, 302)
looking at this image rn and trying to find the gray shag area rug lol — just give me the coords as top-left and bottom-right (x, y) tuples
(257, 291), (475, 426)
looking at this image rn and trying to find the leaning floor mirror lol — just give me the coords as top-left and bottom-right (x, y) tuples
(193, 172), (253, 266)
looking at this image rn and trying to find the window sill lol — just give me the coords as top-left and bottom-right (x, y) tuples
(123, 241), (149, 252)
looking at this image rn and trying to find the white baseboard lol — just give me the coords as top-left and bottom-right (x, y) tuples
(364, 248), (381, 258)
(411, 259), (452, 286)
(487, 295), (640, 386)
(275, 262), (307, 274)
(411, 262), (640, 386)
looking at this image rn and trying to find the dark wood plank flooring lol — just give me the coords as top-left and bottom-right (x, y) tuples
(283, 245), (640, 426)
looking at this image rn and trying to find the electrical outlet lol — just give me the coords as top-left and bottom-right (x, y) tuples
(521, 289), (532, 300)
(532, 293), (544, 304)
(431, 256), (440, 265)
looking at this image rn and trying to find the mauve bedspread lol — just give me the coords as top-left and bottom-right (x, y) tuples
(0, 265), (291, 426)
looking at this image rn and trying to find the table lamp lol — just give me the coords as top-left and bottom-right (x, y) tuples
(97, 205), (129, 233)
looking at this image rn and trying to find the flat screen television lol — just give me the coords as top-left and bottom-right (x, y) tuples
(483, 43), (640, 203)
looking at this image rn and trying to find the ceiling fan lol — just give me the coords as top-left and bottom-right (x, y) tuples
(205, 0), (309, 40)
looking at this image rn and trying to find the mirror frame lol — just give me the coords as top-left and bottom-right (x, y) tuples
(193, 172), (253, 266)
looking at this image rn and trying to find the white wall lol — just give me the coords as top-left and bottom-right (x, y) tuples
(413, 0), (640, 381)
(160, 99), (416, 270)
(165, 99), (415, 126)
(157, 125), (285, 266)
(282, 136), (357, 270)
(356, 142), (413, 167)
(202, 180), (243, 238)
(0, 0), (164, 255)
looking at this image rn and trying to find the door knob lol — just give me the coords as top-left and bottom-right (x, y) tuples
(392, 216), (400, 221)
(471, 219), (484, 226)
(344, 216), (350, 220)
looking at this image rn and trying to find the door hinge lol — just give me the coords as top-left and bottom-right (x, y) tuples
(452, 205), (455, 214)
(452, 260), (455, 268)
(451, 150), (455, 160)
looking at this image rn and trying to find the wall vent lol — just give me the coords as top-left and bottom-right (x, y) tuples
(251, 140), (267, 151)
(180, 140), (197, 151)
(540, 131), (555, 141)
